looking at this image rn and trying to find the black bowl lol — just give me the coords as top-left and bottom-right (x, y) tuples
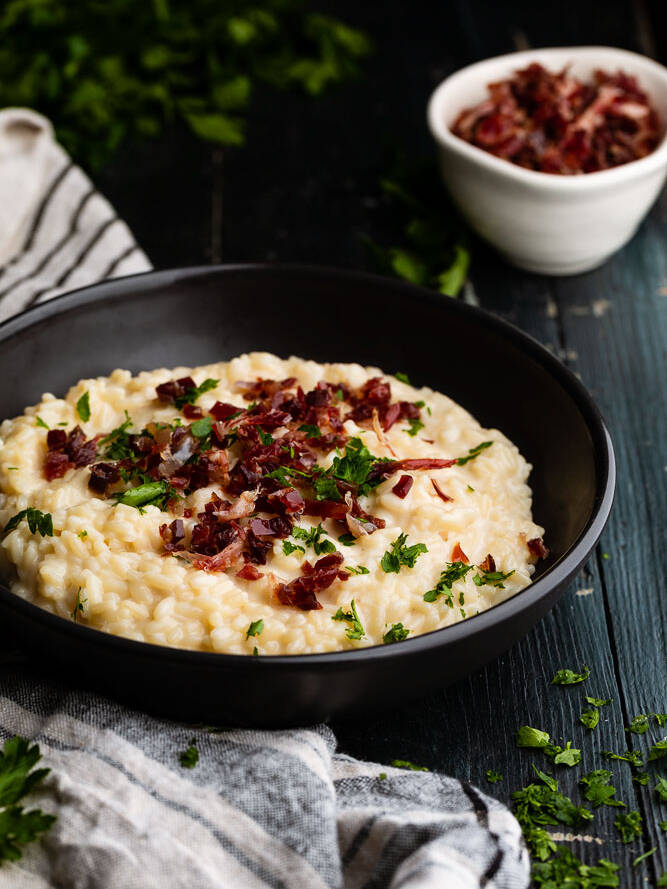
(0, 265), (614, 727)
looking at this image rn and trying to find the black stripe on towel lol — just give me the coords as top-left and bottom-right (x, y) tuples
(460, 780), (504, 887)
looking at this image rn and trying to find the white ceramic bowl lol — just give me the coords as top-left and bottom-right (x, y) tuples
(427, 46), (667, 275)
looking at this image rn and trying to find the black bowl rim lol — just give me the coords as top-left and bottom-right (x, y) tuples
(0, 263), (616, 666)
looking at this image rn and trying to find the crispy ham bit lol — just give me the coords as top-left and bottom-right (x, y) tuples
(451, 63), (661, 174)
(392, 475), (414, 499)
(275, 552), (347, 611)
(479, 553), (496, 573)
(431, 479), (453, 503)
(451, 543), (469, 564)
(527, 537), (549, 560)
(45, 426), (98, 481)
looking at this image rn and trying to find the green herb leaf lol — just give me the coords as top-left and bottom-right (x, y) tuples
(614, 810), (642, 844)
(292, 523), (336, 556)
(112, 481), (175, 511)
(423, 560), (472, 604)
(332, 599), (365, 641)
(473, 567), (514, 589)
(516, 726), (551, 749)
(3, 508), (53, 538)
(98, 411), (133, 460)
(579, 707), (600, 730)
(190, 416), (213, 439)
(586, 696), (611, 707)
(35, 416), (49, 429)
(655, 775), (667, 802)
(627, 713), (650, 734)
(178, 740), (199, 769)
(579, 770), (625, 808)
(403, 418), (424, 437)
(633, 771), (650, 786)
(486, 769), (503, 784)
(602, 749), (644, 767)
(346, 565), (369, 575)
(298, 424), (321, 438)
(551, 665), (590, 686)
(633, 848), (656, 867)
(245, 619), (264, 640)
(395, 372), (410, 384)
(380, 533), (427, 574)
(390, 759), (428, 772)
(648, 740), (667, 762)
(457, 441), (493, 466)
(174, 378), (218, 410)
(552, 742), (581, 767)
(75, 391), (90, 422)
(71, 588), (87, 623)
(338, 533), (357, 546)
(382, 623), (410, 644)
(0, 736), (56, 862)
(282, 540), (305, 556)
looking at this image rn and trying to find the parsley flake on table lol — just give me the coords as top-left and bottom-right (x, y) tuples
(423, 561), (472, 604)
(515, 727), (580, 767)
(551, 664), (590, 685)
(76, 391), (91, 422)
(602, 749), (644, 767)
(332, 600), (364, 641)
(531, 849), (620, 888)
(633, 847), (656, 867)
(648, 740), (667, 762)
(381, 533), (427, 574)
(633, 771), (650, 786)
(292, 523), (336, 556)
(516, 726), (551, 749)
(390, 760), (428, 771)
(457, 441), (493, 466)
(586, 696), (611, 707)
(579, 770), (625, 808)
(178, 740), (199, 769)
(245, 619), (264, 640)
(655, 775), (667, 802)
(579, 707), (600, 730)
(382, 623), (410, 644)
(627, 713), (651, 734)
(660, 821), (667, 832)
(486, 769), (503, 784)
(2, 508), (53, 538)
(614, 810), (642, 843)
(0, 736), (56, 863)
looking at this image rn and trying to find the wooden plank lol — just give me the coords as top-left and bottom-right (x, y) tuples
(550, 192), (667, 884)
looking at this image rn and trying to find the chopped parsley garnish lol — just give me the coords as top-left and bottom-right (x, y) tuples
(627, 712), (666, 733)
(252, 646), (259, 657)
(381, 533), (427, 574)
(77, 530), (88, 540)
(579, 770), (624, 808)
(404, 418), (424, 437)
(473, 567), (514, 589)
(531, 850), (619, 887)
(6, 467), (18, 471)
(298, 424), (321, 438)
(245, 619), (264, 640)
(382, 623), (410, 644)
(391, 760), (428, 771)
(98, 411), (133, 460)
(112, 480), (177, 511)
(257, 428), (274, 445)
(378, 772), (387, 781)
(76, 391), (90, 422)
(614, 810), (642, 843)
(602, 749), (644, 767)
(346, 565), (369, 575)
(292, 523), (336, 556)
(486, 769), (503, 784)
(190, 416), (213, 439)
(71, 588), (87, 623)
(321, 437), (389, 499)
(551, 665), (590, 686)
(655, 776), (667, 802)
(586, 696), (611, 707)
(282, 540), (306, 556)
(35, 416), (49, 429)
(456, 441), (493, 466)
(174, 378), (218, 410)
(648, 740), (667, 762)
(332, 599), (364, 640)
(178, 739), (199, 769)
(338, 533), (357, 546)
(423, 560), (472, 604)
(515, 726), (581, 767)
(579, 707), (600, 730)
(633, 848), (656, 867)
(3, 508), (53, 538)
(0, 736), (56, 863)
(395, 372), (410, 384)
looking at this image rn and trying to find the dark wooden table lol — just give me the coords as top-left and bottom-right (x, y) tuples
(96, 1), (666, 884)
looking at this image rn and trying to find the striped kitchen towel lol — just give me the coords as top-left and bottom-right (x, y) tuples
(0, 108), (530, 889)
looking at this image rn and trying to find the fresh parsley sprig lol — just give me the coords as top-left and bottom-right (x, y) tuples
(332, 599), (364, 640)
(380, 533), (427, 574)
(423, 560), (472, 604)
(291, 523), (336, 556)
(76, 391), (91, 422)
(2, 508), (53, 538)
(382, 623), (410, 644)
(0, 736), (56, 863)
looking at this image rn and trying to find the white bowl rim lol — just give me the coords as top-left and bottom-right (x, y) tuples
(427, 45), (667, 190)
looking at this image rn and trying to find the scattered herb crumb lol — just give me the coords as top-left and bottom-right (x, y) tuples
(633, 847), (656, 867)
(579, 707), (600, 730)
(245, 619), (264, 640)
(602, 749), (644, 767)
(614, 810), (642, 844)
(71, 588), (87, 623)
(579, 770), (625, 808)
(486, 769), (503, 784)
(655, 775), (667, 802)
(77, 530), (88, 540)
(551, 665), (590, 686)
(378, 772), (387, 781)
(633, 771), (650, 786)
(380, 533), (427, 573)
(648, 740), (667, 762)
(391, 760), (429, 772)
(382, 623), (410, 644)
(332, 600), (365, 641)
(457, 441), (493, 466)
(179, 740), (199, 769)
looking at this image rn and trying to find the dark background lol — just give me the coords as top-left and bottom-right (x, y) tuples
(92, 1), (666, 885)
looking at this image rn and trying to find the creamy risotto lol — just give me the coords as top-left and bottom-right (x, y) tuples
(0, 353), (547, 655)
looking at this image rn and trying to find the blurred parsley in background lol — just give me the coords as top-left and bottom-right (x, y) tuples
(0, 0), (370, 169)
